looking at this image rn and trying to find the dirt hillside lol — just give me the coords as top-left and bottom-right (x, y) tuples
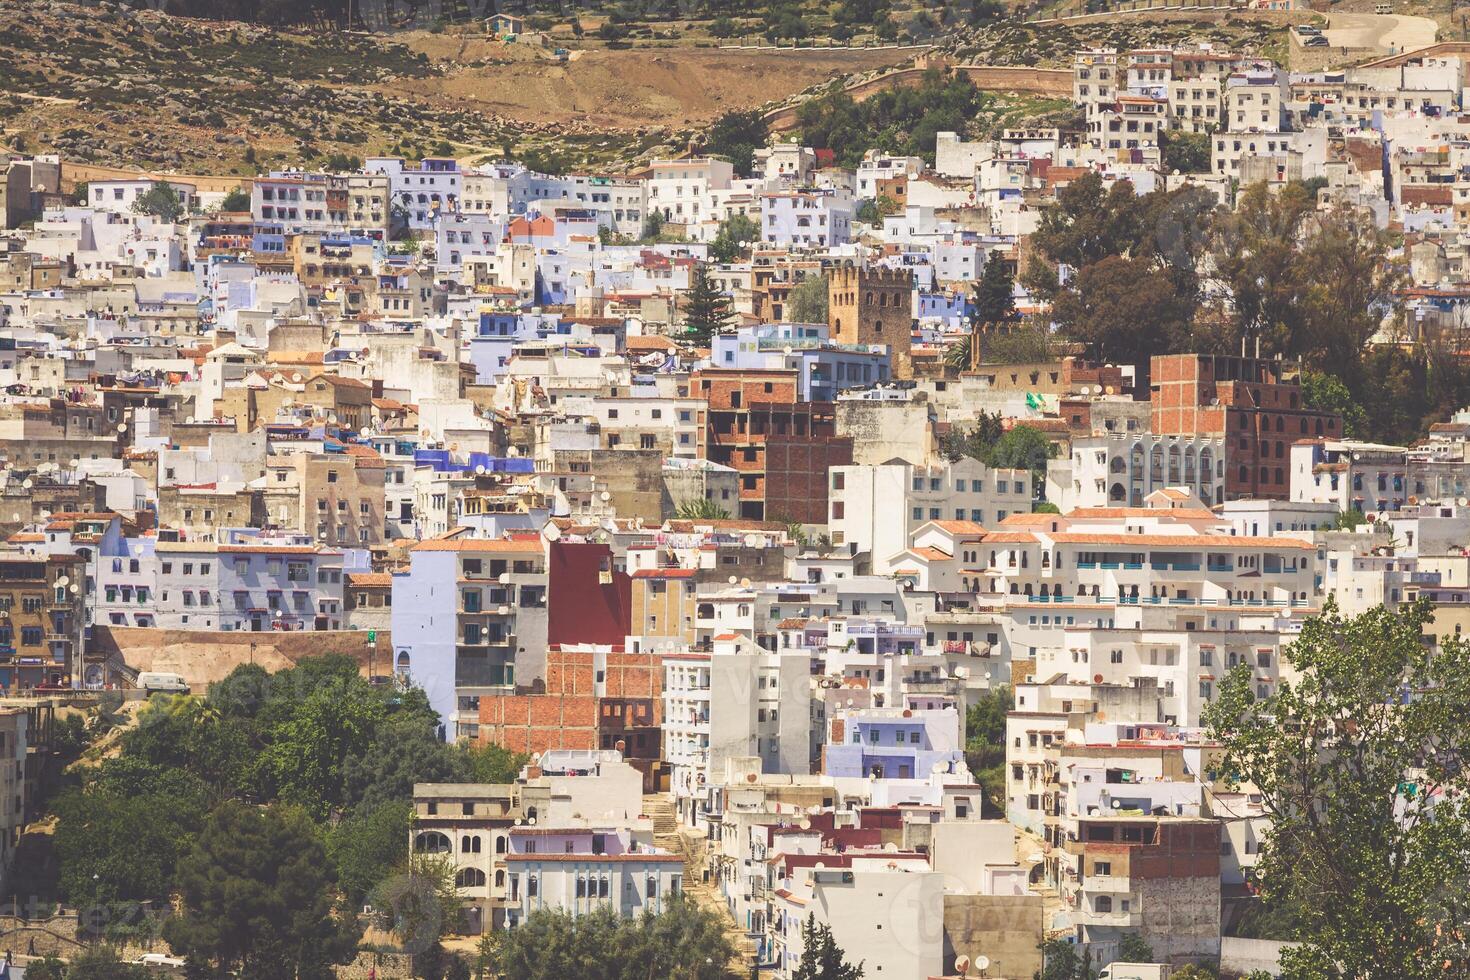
(0, 0), (912, 174)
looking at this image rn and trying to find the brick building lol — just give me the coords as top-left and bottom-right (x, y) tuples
(1150, 354), (1341, 500)
(478, 646), (663, 789)
(827, 266), (915, 379)
(693, 368), (853, 524)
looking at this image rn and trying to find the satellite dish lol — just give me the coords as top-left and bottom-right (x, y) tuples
(542, 523), (562, 542)
(974, 955), (990, 972)
(728, 575), (737, 585)
(955, 955), (971, 975)
(475, 465), (487, 475)
(56, 576), (69, 587)
(599, 491), (611, 501)
(117, 423), (127, 433)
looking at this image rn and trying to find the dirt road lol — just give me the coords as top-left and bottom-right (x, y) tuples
(1323, 11), (1438, 52)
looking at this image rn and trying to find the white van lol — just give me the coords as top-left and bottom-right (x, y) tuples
(1100, 965), (1172, 980)
(137, 672), (189, 694)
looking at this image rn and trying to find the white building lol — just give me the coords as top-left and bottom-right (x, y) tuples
(828, 456), (1032, 572)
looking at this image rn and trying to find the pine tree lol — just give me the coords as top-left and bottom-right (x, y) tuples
(793, 915), (864, 980)
(681, 262), (735, 345)
(972, 249), (1017, 325)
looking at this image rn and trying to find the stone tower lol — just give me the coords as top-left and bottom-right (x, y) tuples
(827, 266), (914, 379)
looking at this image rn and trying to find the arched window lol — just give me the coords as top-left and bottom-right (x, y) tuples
(415, 831), (451, 854)
(456, 867), (487, 888)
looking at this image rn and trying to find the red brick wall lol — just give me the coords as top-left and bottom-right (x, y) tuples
(478, 693), (599, 753)
(765, 433), (853, 524)
(1150, 354), (1341, 500)
(1130, 822), (1222, 880)
(478, 648), (664, 754)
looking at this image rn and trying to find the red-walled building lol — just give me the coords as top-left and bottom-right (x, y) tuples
(693, 367), (853, 523)
(546, 540), (632, 648)
(478, 645), (663, 789)
(1150, 354), (1341, 500)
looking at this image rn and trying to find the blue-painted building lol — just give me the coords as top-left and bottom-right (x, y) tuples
(823, 707), (965, 780)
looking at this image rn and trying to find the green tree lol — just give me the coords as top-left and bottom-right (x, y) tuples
(1049, 255), (1190, 387)
(327, 799), (413, 906)
(1205, 598), (1470, 979)
(488, 899), (733, 979)
(937, 412), (1006, 464)
(131, 181), (185, 223)
(52, 761), (209, 907)
(797, 70), (985, 168)
(340, 712), (462, 814)
(705, 110), (769, 178)
(65, 945), (154, 980)
(455, 741), (528, 784)
(709, 213), (760, 263)
(24, 955), (67, 980)
(1325, 508), (1369, 531)
(788, 274), (829, 324)
(1300, 370), (1367, 439)
(640, 209), (668, 243)
(1209, 183), (1400, 379)
(987, 425), (1055, 499)
(792, 914), (863, 979)
(680, 262), (735, 344)
(972, 250), (1016, 325)
(764, 4), (810, 40)
(1117, 932), (1154, 962)
(255, 674), (389, 817)
(219, 186), (251, 212)
(1160, 129), (1212, 174)
(165, 802), (360, 978)
(964, 686), (1012, 814)
(1036, 937), (1093, 980)
(710, 15), (737, 36)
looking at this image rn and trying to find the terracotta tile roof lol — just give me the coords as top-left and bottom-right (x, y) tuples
(347, 572), (392, 587)
(928, 520), (987, 535)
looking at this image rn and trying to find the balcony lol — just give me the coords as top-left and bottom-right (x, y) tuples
(1083, 875), (1132, 893)
(1076, 907), (1142, 927)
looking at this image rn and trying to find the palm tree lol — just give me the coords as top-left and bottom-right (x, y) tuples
(675, 498), (730, 520)
(945, 336), (972, 369)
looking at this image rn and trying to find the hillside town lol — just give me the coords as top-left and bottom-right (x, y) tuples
(3, 17), (1470, 980)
